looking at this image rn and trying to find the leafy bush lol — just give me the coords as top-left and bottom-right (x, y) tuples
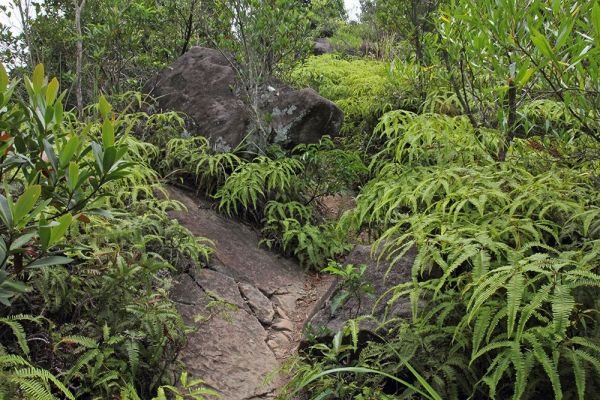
(0, 64), (214, 399)
(291, 55), (402, 146)
(290, 103), (600, 398)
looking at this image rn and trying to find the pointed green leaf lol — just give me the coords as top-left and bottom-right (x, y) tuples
(49, 214), (73, 246)
(14, 185), (41, 225)
(102, 119), (115, 148)
(46, 77), (59, 104)
(59, 136), (80, 168)
(27, 256), (73, 269)
(98, 95), (112, 117)
(32, 64), (45, 92)
(0, 63), (8, 92)
(530, 29), (554, 60)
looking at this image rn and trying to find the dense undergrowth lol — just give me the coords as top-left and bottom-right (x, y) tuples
(1, 0), (600, 399)
(279, 1), (600, 399)
(0, 65), (216, 399)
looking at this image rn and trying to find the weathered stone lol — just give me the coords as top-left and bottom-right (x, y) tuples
(191, 267), (248, 310)
(239, 282), (275, 325)
(147, 47), (250, 152)
(305, 245), (417, 339)
(177, 300), (278, 400)
(266, 331), (292, 359)
(313, 38), (334, 55)
(167, 186), (335, 398)
(171, 273), (205, 305)
(272, 292), (301, 317)
(263, 87), (343, 148)
(168, 187), (306, 296)
(149, 46), (343, 151)
(271, 318), (294, 332)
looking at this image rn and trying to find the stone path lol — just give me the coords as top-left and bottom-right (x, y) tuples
(167, 187), (335, 399)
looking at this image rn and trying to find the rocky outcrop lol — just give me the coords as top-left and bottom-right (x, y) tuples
(168, 187), (335, 399)
(305, 245), (417, 339)
(149, 47), (343, 152)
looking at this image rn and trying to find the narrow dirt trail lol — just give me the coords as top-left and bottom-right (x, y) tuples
(167, 187), (335, 399)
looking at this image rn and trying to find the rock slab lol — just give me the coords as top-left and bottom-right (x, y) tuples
(168, 186), (335, 400)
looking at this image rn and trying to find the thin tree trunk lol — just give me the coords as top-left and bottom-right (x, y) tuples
(14, 0), (34, 67)
(180, 0), (197, 55)
(74, 0), (86, 116)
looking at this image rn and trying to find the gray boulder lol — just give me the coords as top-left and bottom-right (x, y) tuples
(305, 245), (418, 339)
(148, 46), (343, 151)
(313, 38), (334, 55)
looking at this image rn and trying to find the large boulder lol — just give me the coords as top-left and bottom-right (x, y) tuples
(148, 46), (343, 151)
(313, 38), (334, 55)
(261, 86), (343, 148)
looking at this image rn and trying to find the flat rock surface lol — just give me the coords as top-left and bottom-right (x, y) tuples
(168, 186), (335, 400)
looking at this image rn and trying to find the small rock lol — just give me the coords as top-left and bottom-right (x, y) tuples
(272, 293), (300, 316)
(239, 282), (275, 325)
(191, 268), (247, 310)
(274, 305), (290, 320)
(267, 331), (292, 358)
(271, 318), (294, 332)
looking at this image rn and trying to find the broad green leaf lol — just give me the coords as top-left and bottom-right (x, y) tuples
(102, 119), (115, 148)
(14, 185), (41, 225)
(0, 238), (6, 267)
(530, 29), (554, 60)
(9, 232), (36, 251)
(0, 194), (13, 228)
(98, 95), (112, 117)
(593, 2), (600, 40)
(32, 64), (45, 92)
(59, 136), (80, 168)
(46, 77), (59, 104)
(39, 219), (51, 250)
(0, 63), (8, 92)
(49, 214), (73, 246)
(68, 162), (80, 192)
(518, 68), (536, 86)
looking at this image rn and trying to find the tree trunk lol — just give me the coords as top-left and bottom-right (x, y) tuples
(74, 0), (86, 116)
(14, 0), (35, 68)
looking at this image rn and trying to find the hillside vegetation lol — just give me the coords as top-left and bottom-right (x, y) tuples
(0, 0), (599, 399)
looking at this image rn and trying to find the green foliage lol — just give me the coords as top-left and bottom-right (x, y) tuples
(436, 0), (600, 157)
(0, 64), (213, 398)
(322, 261), (374, 315)
(161, 136), (243, 195)
(291, 55), (422, 148)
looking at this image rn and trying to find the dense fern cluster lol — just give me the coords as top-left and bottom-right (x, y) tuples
(289, 106), (600, 398)
(159, 135), (366, 269)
